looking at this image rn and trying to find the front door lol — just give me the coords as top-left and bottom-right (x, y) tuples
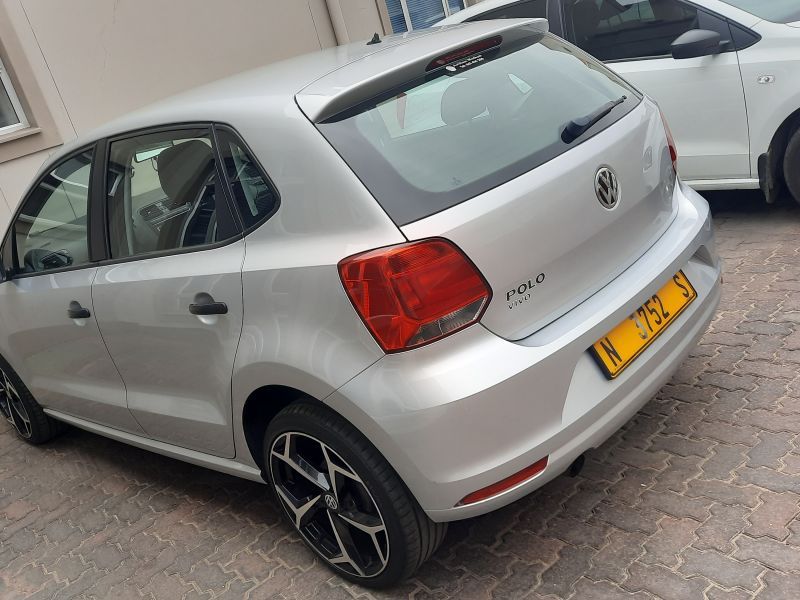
(0, 148), (140, 432)
(91, 127), (245, 458)
(560, 0), (751, 182)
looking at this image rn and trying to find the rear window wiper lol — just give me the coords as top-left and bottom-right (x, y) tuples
(561, 96), (627, 144)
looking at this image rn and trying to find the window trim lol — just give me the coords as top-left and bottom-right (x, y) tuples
(95, 122), (245, 267)
(5, 143), (98, 280)
(464, 0), (548, 21)
(558, 0), (743, 63)
(211, 123), (282, 237)
(0, 54), (29, 137)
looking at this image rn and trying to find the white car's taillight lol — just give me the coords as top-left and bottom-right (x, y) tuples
(338, 238), (491, 353)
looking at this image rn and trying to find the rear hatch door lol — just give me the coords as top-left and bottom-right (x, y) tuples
(303, 20), (677, 341)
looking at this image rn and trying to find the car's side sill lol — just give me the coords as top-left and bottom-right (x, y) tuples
(44, 409), (266, 484)
(685, 178), (760, 191)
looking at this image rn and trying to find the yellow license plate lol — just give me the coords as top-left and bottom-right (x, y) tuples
(590, 271), (697, 379)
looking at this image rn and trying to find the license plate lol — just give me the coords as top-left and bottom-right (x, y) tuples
(590, 271), (697, 380)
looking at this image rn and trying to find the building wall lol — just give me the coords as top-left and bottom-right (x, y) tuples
(0, 0), (387, 227)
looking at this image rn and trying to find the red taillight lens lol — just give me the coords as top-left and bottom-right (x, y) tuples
(660, 110), (678, 174)
(338, 238), (491, 353)
(458, 457), (549, 506)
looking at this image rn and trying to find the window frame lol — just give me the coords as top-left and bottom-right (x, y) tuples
(96, 122), (246, 267)
(211, 123), (282, 236)
(558, 0), (744, 64)
(0, 54), (29, 137)
(464, 0), (548, 22)
(3, 143), (99, 279)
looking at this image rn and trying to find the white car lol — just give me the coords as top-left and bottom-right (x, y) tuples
(441, 0), (800, 204)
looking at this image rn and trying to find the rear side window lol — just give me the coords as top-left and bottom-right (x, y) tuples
(318, 30), (639, 225)
(105, 129), (239, 259)
(215, 128), (278, 229)
(564, 0), (732, 62)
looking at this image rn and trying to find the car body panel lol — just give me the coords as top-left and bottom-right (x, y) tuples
(43, 406), (265, 482)
(610, 52), (750, 181)
(230, 102), (404, 468)
(92, 240), (245, 458)
(0, 267), (143, 433)
(740, 20), (800, 170)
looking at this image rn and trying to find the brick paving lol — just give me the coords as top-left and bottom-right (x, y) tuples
(1, 191), (800, 599)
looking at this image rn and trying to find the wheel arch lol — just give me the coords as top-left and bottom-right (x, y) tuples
(759, 106), (800, 202)
(239, 381), (427, 513)
(241, 384), (316, 473)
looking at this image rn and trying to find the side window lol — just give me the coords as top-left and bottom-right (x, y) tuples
(468, 0), (547, 20)
(14, 149), (93, 274)
(215, 129), (278, 229)
(106, 128), (238, 259)
(565, 0), (712, 62)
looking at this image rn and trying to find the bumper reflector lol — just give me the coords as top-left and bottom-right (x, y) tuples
(457, 456), (549, 506)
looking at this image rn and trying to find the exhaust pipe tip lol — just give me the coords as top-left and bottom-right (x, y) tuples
(568, 454), (586, 478)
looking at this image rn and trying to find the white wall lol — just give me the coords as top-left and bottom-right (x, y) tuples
(0, 0), (379, 218)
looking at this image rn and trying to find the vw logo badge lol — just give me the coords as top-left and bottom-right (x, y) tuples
(324, 494), (338, 511)
(595, 167), (620, 210)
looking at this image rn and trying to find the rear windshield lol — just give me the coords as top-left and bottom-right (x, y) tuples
(317, 29), (640, 225)
(718, 1), (800, 23)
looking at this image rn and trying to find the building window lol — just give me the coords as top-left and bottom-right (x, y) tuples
(0, 56), (28, 136)
(386, 0), (465, 33)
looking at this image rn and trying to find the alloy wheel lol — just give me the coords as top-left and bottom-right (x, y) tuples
(0, 367), (32, 439)
(269, 431), (389, 578)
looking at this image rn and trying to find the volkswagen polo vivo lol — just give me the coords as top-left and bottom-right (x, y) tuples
(0, 19), (720, 586)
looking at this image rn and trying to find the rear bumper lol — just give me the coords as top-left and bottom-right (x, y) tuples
(326, 182), (720, 522)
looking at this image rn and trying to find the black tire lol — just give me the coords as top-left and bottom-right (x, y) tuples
(264, 401), (447, 588)
(783, 127), (800, 205)
(0, 354), (65, 444)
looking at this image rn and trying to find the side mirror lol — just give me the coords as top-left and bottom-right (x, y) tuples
(671, 29), (722, 60)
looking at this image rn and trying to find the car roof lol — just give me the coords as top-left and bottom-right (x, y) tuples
(46, 20), (542, 170)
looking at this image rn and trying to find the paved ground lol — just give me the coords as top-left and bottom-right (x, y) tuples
(1, 191), (800, 600)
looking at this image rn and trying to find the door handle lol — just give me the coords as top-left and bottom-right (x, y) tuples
(189, 299), (228, 316)
(67, 300), (91, 319)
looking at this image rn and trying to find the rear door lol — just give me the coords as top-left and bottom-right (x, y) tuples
(0, 148), (140, 432)
(559, 0), (750, 181)
(91, 126), (245, 458)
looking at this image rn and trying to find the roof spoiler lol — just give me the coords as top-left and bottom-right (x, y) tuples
(296, 18), (549, 124)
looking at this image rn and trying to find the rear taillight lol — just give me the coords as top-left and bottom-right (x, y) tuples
(338, 238), (491, 353)
(660, 110), (678, 174)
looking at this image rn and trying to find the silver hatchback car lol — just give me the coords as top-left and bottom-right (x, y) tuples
(0, 19), (720, 587)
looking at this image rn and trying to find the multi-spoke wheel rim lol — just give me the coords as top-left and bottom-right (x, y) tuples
(0, 367), (32, 439)
(269, 432), (389, 578)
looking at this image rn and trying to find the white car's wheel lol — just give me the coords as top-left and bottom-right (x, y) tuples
(264, 401), (446, 588)
(783, 128), (800, 205)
